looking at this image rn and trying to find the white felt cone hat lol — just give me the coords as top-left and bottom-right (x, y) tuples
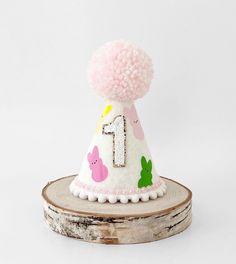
(70, 40), (167, 203)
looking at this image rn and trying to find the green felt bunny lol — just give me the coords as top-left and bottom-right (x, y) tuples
(138, 156), (153, 188)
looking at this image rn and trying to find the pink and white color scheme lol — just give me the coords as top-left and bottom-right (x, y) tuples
(70, 40), (167, 203)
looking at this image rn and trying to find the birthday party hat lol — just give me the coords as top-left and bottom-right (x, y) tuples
(70, 40), (167, 203)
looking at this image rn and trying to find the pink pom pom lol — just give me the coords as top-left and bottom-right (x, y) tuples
(88, 40), (153, 101)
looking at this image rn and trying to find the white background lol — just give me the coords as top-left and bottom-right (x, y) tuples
(0, 0), (235, 263)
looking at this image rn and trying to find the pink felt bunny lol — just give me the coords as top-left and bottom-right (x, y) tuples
(87, 146), (108, 182)
(124, 105), (144, 140)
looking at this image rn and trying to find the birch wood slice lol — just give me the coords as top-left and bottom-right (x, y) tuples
(42, 175), (192, 244)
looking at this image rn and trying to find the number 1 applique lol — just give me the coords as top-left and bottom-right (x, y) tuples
(103, 115), (126, 167)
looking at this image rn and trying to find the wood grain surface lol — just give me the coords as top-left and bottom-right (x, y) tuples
(42, 175), (192, 244)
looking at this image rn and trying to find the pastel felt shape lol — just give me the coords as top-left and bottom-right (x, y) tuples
(138, 156), (153, 188)
(87, 146), (108, 182)
(124, 105), (144, 140)
(96, 104), (113, 133)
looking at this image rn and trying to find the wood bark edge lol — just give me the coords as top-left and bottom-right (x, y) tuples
(42, 175), (192, 218)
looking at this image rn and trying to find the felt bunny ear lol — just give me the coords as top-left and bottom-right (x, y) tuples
(129, 104), (136, 115)
(93, 145), (99, 157)
(87, 152), (92, 161)
(103, 105), (112, 116)
(148, 160), (152, 170)
(141, 156), (147, 168)
(123, 107), (130, 118)
(124, 105), (136, 118)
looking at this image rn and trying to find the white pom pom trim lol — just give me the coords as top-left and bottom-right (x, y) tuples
(69, 179), (167, 204)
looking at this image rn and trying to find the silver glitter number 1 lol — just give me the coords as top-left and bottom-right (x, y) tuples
(103, 115), (126, 168)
